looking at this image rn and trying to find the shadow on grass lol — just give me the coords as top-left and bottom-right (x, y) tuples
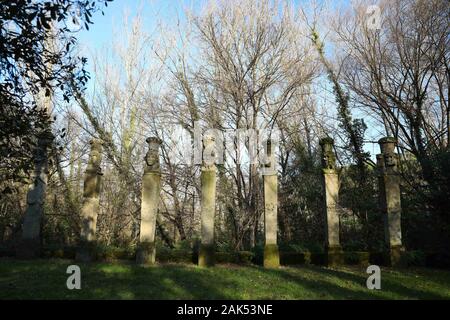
(78, 264), (238, 299)
(1, 259), (449, 299)
(262, 265), (448, 300)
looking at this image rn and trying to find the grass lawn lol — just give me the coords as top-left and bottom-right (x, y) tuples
(1, 258), (449, 299)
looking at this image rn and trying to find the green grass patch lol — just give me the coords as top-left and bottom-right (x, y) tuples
(1, 258), (449, 299)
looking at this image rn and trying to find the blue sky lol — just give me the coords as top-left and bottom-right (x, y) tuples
(78, 1), (199, 51)
(76, 0), (350, 95)
(77, 0), (351, 57)
(74, 0), (380, 155)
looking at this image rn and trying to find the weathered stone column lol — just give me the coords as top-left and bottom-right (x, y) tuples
(76, 139), (103, 262)
(377, 137), (404, 266)
(136, 137), (162, 265)
(320, 137), (343, 266)
(17, 130), (54, 259)
(198, 135), (217, 267)
(262, 139), (280, 268)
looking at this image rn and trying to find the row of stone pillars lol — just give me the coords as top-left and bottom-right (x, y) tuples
(50, 134), (402, 267)
(319, 137), (404, 267)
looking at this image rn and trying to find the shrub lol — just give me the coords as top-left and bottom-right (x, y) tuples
(41, 245), (76, 259)
(251, 244), (264, 265)
(280, 252), (311, 265)
(0, 244), (14, 257)
(400, 250), (426, 267)
(173, 240), (194, 251)
(215, 252), (233, 264)
(94, 244), (135, 261)
(425, 251), (450, 269)
(156, 249), (193, 263)
(344, 251), (370, 266)
(369, 252), (386, 266)
(310, 252), (326, 265)
(236, 251), (254, 264)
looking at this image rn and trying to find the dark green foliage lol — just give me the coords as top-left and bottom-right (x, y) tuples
(235, 251), (254, 264)
(215, 252), (236, 264)
(42, 244), (76, 259)
(425, 251), (450, 269)
(400, 250), (426, 267)
(0, 244), (15, 257)
(95, 244), (136, 261)
(344, 251), (370, 266)
(0, 103), (51, 186)
(369, 252), (387, 266)
(278, 242), (324, 253)
(0, 0), (112, 187)
(251, 243), (264, 265)
(39, 244), (195, 263)
(280, 252), (311, 265)
(278, 141), (324, 245)
(339, 166), (383, 251)
(399, 148), (450, 253)
(213, 251), (254, 265)
(310, 253), (326, 265)
(157, 249), (194, 264)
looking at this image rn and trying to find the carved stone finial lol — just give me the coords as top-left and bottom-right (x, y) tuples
(261, 138), (277, 175)
(264, 139), (273, 167)
(202, 134), (216, 168)
(144, 137), (162, 173)
(378, 137), (396, 154)
(377, 137), (397, 171)
(319, 137), (336, 171)
(86, 139), (103, 175)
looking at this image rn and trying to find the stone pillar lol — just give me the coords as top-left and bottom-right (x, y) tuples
(76, 139), (103, 262)
(136, 137), (162, 265)
(262, 139), (280, 268)
(377, 137), (404, 266)
(17, 130), (54, 259)
(198, 135), (216, 267)
(320, 137), (343, 266)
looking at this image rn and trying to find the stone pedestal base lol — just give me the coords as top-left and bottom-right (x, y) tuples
(198, 243), (215, 267)
(264, 244), (280, 268)
(325, 245), (344, 267)
(386, 245), (405, 267)
(16, 239), (41, 259)
(76, 241), (96, 263)
(136, 242), (156, 265)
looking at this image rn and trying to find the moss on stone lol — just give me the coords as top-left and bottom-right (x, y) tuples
(386, 245), (406, 267)
(136, 241), (156, 265)
(325, 245), (344, 266)
(198, 243), (215, 267)
(378, 137), (397, 144)
(76, 240), (97, 263)
(264, 244), (280, 268)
